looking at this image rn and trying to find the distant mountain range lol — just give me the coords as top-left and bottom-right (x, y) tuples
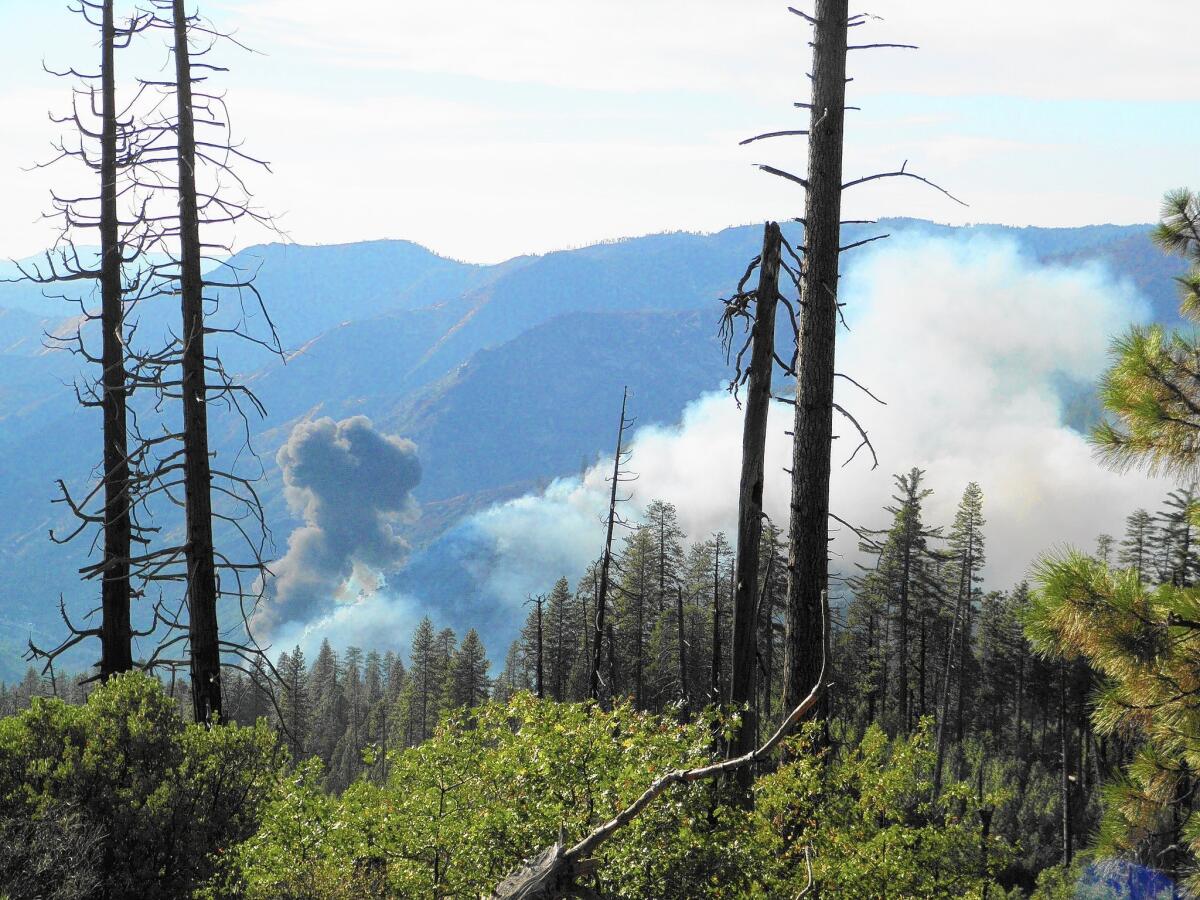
(0, 219), (1185, 680)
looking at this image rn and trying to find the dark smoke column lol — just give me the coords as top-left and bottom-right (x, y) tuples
(259, 416), (422, 639)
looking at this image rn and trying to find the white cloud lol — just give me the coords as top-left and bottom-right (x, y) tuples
(3, 1), (1196, 261)
(231, 0), (1199, 102)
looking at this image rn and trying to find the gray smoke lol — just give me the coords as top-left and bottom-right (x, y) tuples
(256, 415), (421, 637)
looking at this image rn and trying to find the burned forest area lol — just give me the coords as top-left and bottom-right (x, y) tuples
(2, 1), (1200, 898)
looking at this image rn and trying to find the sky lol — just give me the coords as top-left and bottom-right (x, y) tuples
(1, 0), (1198, 263)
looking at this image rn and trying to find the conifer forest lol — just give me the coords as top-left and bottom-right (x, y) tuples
(1, 1), (1199, 898)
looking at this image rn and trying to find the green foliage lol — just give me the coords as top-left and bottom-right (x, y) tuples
(751, 722), (1012, 899)
(0, 672), (281, 900)
(232, 696), (1013, 899)
(1028, 550), (1200, 890)
(1094, 188), (1200, 481)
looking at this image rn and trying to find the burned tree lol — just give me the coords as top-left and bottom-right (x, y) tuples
(589, 387), (636, 703)
(720, 221), (786, 785)
(17, 0), (156, 682)
(751, 2), (964, 720)
(121, 0), (281, 721)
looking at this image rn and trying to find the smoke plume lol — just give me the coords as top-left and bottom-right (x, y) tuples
(256, 415), (421, 639)
(404, 233), (1165, 636)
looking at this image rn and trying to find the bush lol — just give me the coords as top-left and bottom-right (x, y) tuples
(0, 672), (281, 900)
(233, 696), (1015, 899)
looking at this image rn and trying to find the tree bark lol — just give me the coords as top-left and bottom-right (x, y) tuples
(1059, 661), (1073, 866)
(711, 539), (723, 703)
(730, 222), (782, 783)
(676, 585), (689, 717)
(782, 0), (849, 720)
(590, 389), (628, 702)
(99, 0), (133, 679)
(172, 0), (222, 725)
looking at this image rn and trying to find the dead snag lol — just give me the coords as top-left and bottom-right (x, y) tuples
(723, 221), (783, 792)
(589, 387), (635, 703)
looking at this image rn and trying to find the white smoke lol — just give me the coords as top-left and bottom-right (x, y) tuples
(278, 233), (1170, 659)
(453, 234), (1166, 605)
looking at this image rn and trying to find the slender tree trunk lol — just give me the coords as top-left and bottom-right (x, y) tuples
(1059, 661), (1073, 866)
(956, 548), (974, 742)
(635, 561), (645, 709)
(898, 541), (912, 732)
(1014, 647), (1025, 753)
(762, 557), (775, 729)
(173, 0), (222, 725)
(866, 613), (876, 723)
(731, 222), (782, 782)
(590, 388), (629, 702)
(933, 573), (967, 797)
(783, 0), (849, 719)
(534, 595), (544, 700)
(711, 540), (723, 703)
(676, 585), (689, 717)
(99, 0), (133, 679)
(918, 610), (927, 719)
(881, 597), (891, 728)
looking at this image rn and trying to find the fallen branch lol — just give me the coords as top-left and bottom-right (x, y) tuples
(488, 592), (831, 899)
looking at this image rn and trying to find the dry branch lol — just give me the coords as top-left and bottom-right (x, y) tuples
(489, 592), (830, 899)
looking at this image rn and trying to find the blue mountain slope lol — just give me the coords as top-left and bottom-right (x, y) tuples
(0, 220), (1187, 679)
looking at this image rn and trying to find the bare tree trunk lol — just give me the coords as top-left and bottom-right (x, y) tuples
(99, 0), (133, 680)
(590, 388), (630, 702)
(918, 610), (927, 718)
(1059, 661), (1073, 866)
(711, 539), (723, 703)
(534, 595), (544, 700)
(676, 585), (689, 717)
(730, 222), (782, 786)
(1014, 644), (1025, 753)
(172, 0), (222, 725)
(933, 570), (967, 797)
(782, 0), (849, 720)
(898, 541), (912, 732)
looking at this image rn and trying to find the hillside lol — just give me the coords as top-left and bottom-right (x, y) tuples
(0, 219), (1185, 679)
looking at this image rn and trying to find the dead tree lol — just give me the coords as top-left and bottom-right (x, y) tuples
(751, 2), (964, 720)
(589, 387), (635, 703)
(168, 0), (220, 724)
(721, 221), (784, 790)
(526, 594), (546, 700)
(675, 584), (690, 718)
(118, 0), (284, 722)
(779, 0), (851, 722)
(490, 592), (830, 900)
(16, 0), (157, 682)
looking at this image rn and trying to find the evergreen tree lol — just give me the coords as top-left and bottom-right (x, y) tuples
(614, 524), (655, 708)
(1094, 190), (1200, 481)
(1119, 508), (1155, 580)
(276, 646), (309, 760)
(406, 618), (438, 744)
(1154, 487), (1200, 586)
(543, 577), (575, 701)
(445, 629), (491, 709)
(845, 469), (943, 733)
(934, 483), (984, 794)
(307, 639), (344, 769)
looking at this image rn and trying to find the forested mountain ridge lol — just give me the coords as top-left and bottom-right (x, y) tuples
(0, 219), (1184, 679)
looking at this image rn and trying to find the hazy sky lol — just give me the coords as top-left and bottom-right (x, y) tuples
(1, 0), (1197, 263)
